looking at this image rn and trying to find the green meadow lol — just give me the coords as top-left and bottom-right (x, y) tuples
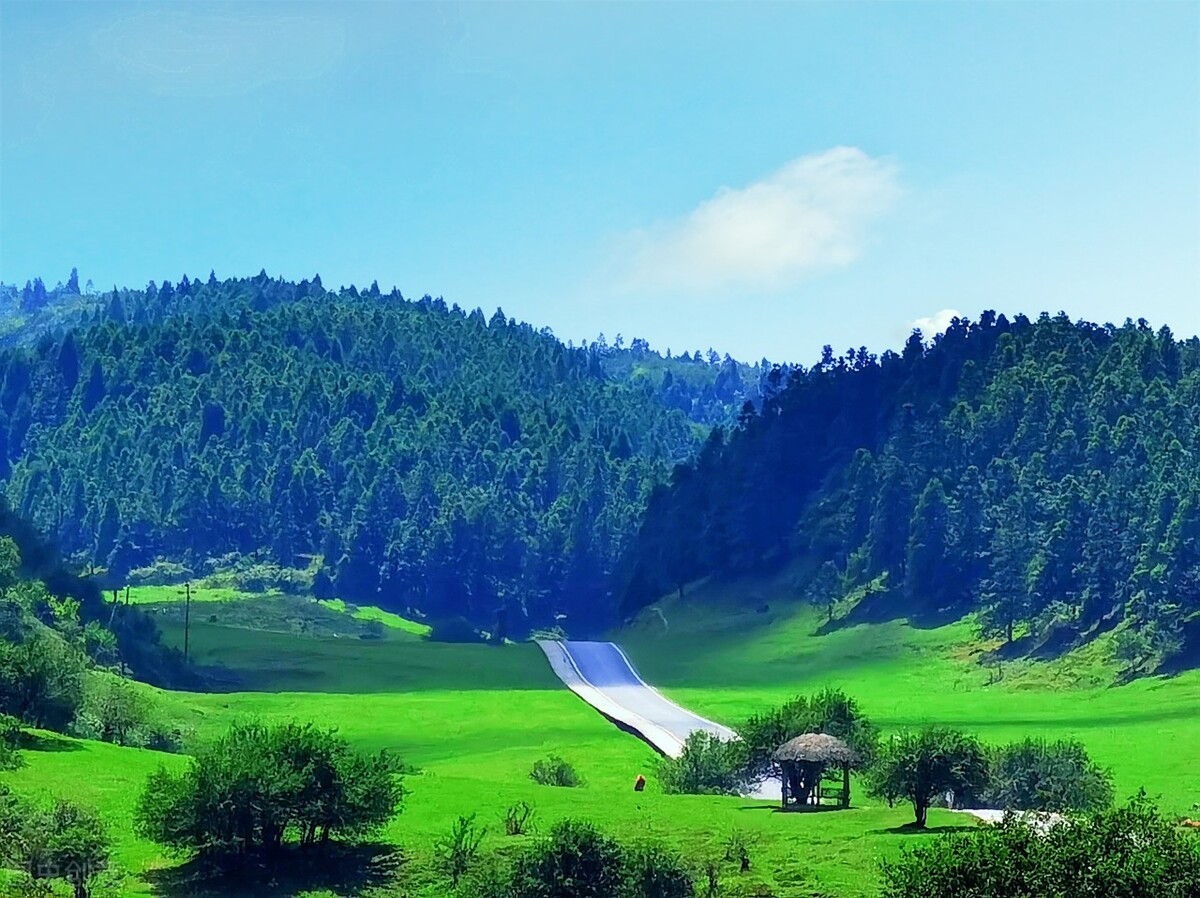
(8, 577), (1200, 897)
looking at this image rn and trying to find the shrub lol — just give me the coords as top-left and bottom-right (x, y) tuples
(736, 688), (878, 783)
(0, 786), (111, 898)
(867, 727), (989, 828)
(881, 793), (1200, 898)
(623, 843), (695, 898)
(135, 721), (404, 864)
(0, 712), (22, 770)
(982, 737), (1113, 813)
(509, 819), (626, 898)
(504, 801), (536, 836)
(435, 814), (486, 886)
(530, 755), (581, 788)
(657, 731), (742, 795)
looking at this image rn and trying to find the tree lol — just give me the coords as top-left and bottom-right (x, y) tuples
(881, 794), (1200, 898)
(736, 689), (878, 784)
(135, 721), (404, 864)
(0, 631), (86, 730)
(904, 478), (952, 610)
(0, 788), (111, 898)
(867, 727), (989, 827)
(0, 712), (22, 770)
(74, 675), (150, 747)
(982, 738), (1113, 813)
(656, 730), (741, 795)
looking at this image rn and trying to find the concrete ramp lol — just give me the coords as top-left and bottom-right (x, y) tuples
(536, 639), (737, 758)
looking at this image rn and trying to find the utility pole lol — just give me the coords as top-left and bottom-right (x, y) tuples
(184, 581), (191, 662)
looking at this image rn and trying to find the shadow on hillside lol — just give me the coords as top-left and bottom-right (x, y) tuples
(18, 732), (84, 753)
(814, 588), (966, 637)
(868, 823), (978, 836)
(145, 843), (403, 898)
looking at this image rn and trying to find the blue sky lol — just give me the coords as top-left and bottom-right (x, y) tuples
(1, 1), (1196, 363)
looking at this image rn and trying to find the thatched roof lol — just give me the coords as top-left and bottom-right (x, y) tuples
(772, 733), (858, 765)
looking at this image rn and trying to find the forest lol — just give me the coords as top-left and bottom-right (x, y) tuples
(0, 272), (760, 635)
(622, 312), (1200, 670)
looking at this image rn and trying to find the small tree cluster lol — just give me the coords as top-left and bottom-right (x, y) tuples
(657, 731), (742, 796)
(736, 688), (878, 784)
(135, 721), (404, 865)
(868, 727), (1115, 827)
(0, 784), (111, 898)
(881, 793), (1200, 898)
(982, 737), (1114, 813)
(69, 675), (182, 752)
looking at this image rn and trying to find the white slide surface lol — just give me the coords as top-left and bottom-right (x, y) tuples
(537, 639), (737, 758)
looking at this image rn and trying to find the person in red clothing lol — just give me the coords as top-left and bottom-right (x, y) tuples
(634, 774), (646, 792)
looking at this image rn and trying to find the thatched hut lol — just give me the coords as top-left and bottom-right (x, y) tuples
(772, 733), (858, 810)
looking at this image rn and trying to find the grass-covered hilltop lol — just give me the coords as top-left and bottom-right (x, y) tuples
(1, 271), (1199, 898)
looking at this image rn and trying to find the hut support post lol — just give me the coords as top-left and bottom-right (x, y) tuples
(842, 763), (850, 808)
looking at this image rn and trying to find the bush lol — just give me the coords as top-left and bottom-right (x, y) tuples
(982, 737), (1113, 813)
(0, 786), (111, 898)
(459, 820), (695, 898)
(135, 721), (404, 864)
(623, 843), (695, 898)
(657, 731), (742, 795)
(530, 755), (581, 788)
(509, 819), (627, 898)
(867, 727), (989, 828)
(504, 801), (536, 836)
(881, 793), (1200, 898)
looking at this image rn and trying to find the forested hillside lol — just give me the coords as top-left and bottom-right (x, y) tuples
(0, 272), (759, 633)
(623, 313), (1200, 670)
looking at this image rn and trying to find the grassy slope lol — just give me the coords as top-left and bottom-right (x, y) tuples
(620, 573), (1200, 817)
(9, 579), (1198, 897)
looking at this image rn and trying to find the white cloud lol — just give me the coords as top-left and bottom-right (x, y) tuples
(908, 308), (963, 338)
(620, 147), (900, 293)
(92, 10), (347, 96)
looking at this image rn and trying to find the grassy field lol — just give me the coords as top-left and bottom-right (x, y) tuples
(620, 574), (1200, 817)
(6, 576), (1199, 897)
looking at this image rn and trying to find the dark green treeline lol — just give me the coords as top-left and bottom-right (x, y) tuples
(0, 273), (758, 633)
(623, 313), (1200, 666)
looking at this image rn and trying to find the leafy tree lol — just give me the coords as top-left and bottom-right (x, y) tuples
(880, 794), (1200, 898)
(736, 688), (878, 784)
(72, 675), (150, 746)
(982, 737), (1113, 813)
(135, 721), (404, 864)
(867, 727), (989, 827)
(656, 731), (741, 795)
(0, 787), (111, 898)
